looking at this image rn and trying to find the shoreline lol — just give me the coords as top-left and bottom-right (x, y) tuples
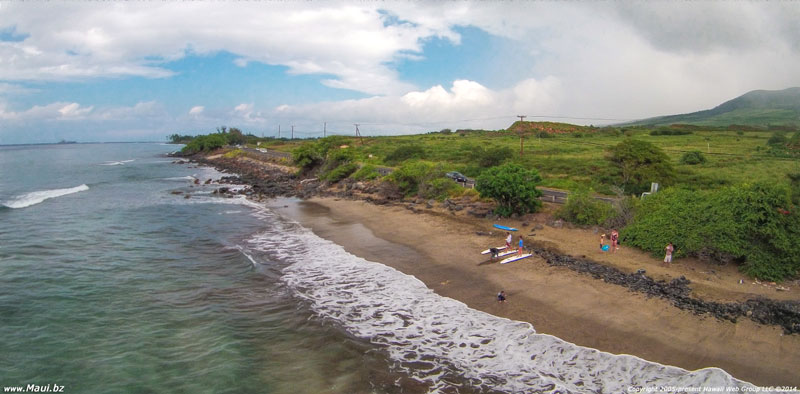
(192, 153), (800, 386)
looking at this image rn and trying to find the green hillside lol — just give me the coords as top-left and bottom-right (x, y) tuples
(627, 87), (800, 128)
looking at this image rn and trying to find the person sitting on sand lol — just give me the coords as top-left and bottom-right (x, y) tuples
(505, 232), (512, 251)
(497, 291), (506, 303)
(489, 247), (499, 261)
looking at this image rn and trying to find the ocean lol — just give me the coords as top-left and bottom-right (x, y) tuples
(0, 143), (754, 393)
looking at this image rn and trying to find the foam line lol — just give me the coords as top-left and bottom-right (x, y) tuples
(3, 184), (89, 209)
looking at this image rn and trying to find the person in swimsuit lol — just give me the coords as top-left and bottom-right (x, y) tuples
(610, 230), (619, 253)
(664, 242), (674, 265)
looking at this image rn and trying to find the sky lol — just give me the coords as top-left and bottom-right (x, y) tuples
(1, 1), (799, 144)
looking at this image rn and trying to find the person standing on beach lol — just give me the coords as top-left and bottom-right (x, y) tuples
(518, 236), (524, 255)
(600, 234), (606, 249)
(664, 242), (674, 265)
(610, 230), (619, 253)
(505, 232), (512, 251)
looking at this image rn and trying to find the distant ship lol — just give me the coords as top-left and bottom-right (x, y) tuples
(57, 139), (77, 144)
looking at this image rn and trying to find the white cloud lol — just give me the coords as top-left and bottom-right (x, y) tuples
(0, 2), (438, 94)
(58, 102), (93, 118)
(1, 1), (799, 142)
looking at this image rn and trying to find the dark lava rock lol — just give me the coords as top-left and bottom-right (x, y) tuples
(532, 246), (800, 334)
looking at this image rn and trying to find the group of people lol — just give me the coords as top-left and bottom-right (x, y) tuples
(600, 230), (675, 265)
(488, 232), (526, 261)
(599, 229), (620, 253)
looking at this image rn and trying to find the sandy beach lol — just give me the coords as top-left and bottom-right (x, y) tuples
(267, 195), (800, 387)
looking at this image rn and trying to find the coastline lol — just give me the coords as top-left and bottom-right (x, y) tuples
(269, 196), (800, 387)
(193, 153), (800, 387)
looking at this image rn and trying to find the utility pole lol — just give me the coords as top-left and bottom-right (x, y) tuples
(354, 124), (363, 145)
(291, 125), (294, 140)
(516, 115), (527, 157)
(324, 122), (327, 138)
(278, 125), (281, 139)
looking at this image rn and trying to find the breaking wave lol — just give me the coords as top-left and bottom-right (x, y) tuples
(245, 209), (754, 393)
(2, 184), (90, 209)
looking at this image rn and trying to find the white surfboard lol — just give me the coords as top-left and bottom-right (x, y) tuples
(496, 250), (517, 258)
(481, 246), (508, 255)
(499, 253), (532, 264)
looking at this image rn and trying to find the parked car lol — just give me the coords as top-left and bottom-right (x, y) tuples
(445, 171), (468, 183)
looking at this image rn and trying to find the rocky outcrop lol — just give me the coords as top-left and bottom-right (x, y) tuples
(532, 245), (800, 334)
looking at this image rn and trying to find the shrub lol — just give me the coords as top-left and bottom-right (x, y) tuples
(555, 188), (615, 226)
(605, 194), (638, 229)
(607, 139), (676, 195)
(473, 146), (514, 168)
(679, 150), (707, 165)
(387, 160), (441, 197)
(650, 128), (693, 136)
(622, 184), (800, 281)
(181, 133), (228, 154)
(419, 177), (462, 201)
(385, 144), (426, 165)
(351, 164), (381, 181)
(292, 143), (324, 172)
(475, 163), (542, 217)
(767, 131), (788, 146)
(322, 162), (359, 182)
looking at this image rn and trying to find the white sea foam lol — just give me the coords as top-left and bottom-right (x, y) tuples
(244, 211), (756, 394)
(3, 184), (89, 209)
(100, 159), (135, 166)
(163, 176), (196, 181)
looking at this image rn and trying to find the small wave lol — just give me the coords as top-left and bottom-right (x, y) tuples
(163, 176), (196, 181)
(248, 215), (755, 393)
(100, 159), (135, 166)
(2, 184), (89, 209)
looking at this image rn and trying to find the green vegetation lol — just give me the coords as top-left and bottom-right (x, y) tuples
(555, 188), (615, 226)
(181, 133), (228, 154)
(622, 184), (800, 281)
(351, 164), (381, 181)
(177, 115), (800, 280)
(377, 160), (458, 200)
(607, 139), (676, 195)
(627, 87), (800, 128)
(679, 150), (707, 165)
(384, 144), (426, 164)
(475, 163), (542, 217)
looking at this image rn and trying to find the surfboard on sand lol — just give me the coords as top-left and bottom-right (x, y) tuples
(481, 246), (508, 255)
(493, 224), (518, 231)
(500, 253), (532, 264)
(496, 250), (517, 258)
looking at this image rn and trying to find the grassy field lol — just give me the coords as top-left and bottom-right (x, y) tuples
(255, 124), (799, 195)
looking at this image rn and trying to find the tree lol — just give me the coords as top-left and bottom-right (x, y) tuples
(679, 150), (707, 165)
(476, 163), (543, 217)
(607, 139), (675, 195)
(473, 146), (513, 168)
(226, 127), (246, 145)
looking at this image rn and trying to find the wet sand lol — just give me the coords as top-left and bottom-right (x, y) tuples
(267, 196), (800, 387)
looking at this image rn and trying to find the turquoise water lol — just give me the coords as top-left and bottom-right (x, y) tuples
(0, 144), (394, 394)
(0, 143), (754, 393)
